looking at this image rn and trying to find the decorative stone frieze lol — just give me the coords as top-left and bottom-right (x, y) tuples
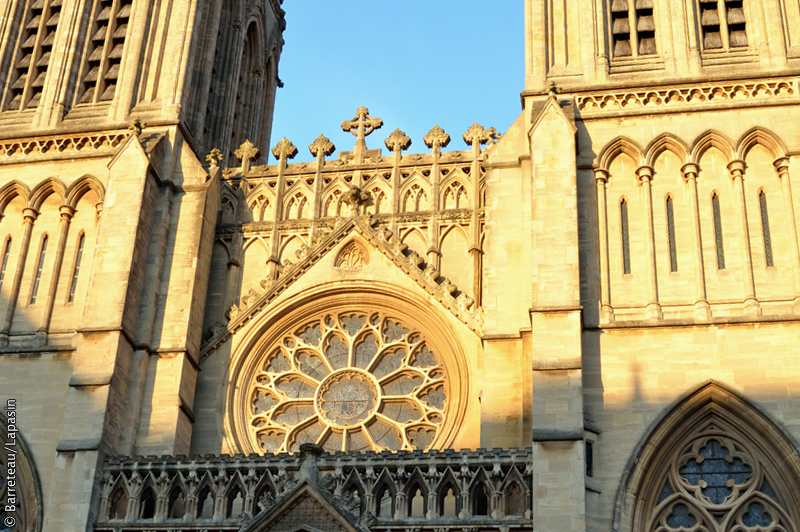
(576, 78), (798, 115)
(95, 447), (533, 531)
(0, 132), (128, 160)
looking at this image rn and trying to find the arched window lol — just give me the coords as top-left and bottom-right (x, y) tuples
(5, 0), (63, 110)
(0, 238), (11, 292)
(620, 199), (631, 275)
(376, 485), (393, 518)
(197, 487), (214, 519)
(666, 196), (677, 272)
(712, 194), (725, 270)
(622, 384), (800, 532)
(758, 191), (774, 267)
(108, 487), (128, 520)
(31, 234), (48, 303)
(226, 487), (244, 519)
(472, 482), (490, 516)
(69, 233), (85, 302)
(408, 486), (426, 518)
(440, 486), (458, 517)
(168, 488), (185, 519)
(139, 487), (156, 520)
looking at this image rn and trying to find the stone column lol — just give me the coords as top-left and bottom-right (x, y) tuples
(636, 166), (662, 320)
(594, 168), (613, 322)
(36, 205), (75, 345)
(681, 163), (711, 320)
(728, 160), (761, 316)
(0, 207), (37, 347)
(774, 158), (800, 312)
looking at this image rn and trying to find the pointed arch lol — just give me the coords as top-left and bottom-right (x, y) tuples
(690, 130), (736, 163)
(615, 381), (800, 532)
(285, 192), (310, 220)
(28, 178), (67, 211)
(0, 181), (30, 215)
(373, 469), (397, 518)
(736, 127), (787, 161)
(400, 180), (431, 212)
(644, 134), (690, 168)
(65, 175), (105, 208)
(597, 137), (644, 172)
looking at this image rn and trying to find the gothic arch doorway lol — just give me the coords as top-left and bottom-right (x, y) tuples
(616, 383), (800, 532)
(0, 409), (42, 532)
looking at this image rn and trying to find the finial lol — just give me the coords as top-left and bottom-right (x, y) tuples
(308, 135), (335, 158)
(128, 117), (146, 137)
(423, 125), (450, 150)
(206, 148), (223, 168)
(384, 128), (412, 153)
(543, 80), (560, 97)
(271, 137), (298, 161)
(342, 106), (383, 164)
(463, 122), (501, 147)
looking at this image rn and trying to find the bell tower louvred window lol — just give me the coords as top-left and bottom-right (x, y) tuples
(78, 0), (133, 104)
(699, 0), (747, 50)
(5, 0), (63, 111)
(610, 0), (656, 58)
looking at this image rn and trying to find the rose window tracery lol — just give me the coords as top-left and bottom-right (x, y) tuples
(648, 430), (797, 532)
(246, 311), (448, 453)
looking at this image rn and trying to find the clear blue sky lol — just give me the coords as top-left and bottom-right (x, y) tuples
(270, 1), (524, 163)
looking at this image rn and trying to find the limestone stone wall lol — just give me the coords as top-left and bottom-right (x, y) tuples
(525, 0), (800, 92)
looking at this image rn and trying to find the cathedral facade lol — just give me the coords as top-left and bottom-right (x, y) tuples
(1, 0), (800, 531)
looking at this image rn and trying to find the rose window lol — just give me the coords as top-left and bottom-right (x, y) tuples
(247, 312), (447, 453)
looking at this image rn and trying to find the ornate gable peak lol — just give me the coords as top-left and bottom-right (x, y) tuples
(200, 215), (482, 362)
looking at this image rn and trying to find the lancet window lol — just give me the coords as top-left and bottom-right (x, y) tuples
(31, 234), (48, 303)
(4, 0), (63, 110)
(78, 0), (134, 104)
(244, 311), (447, 454)
(69, 233), (85, 302)
(666, 196), (678, 272)
(610, 0), (657, 57)
(758, 191), (773, 268)
(698, 0), (747, 50)
(621, 199), (631, 274)
(0, 239), (10, 292)
(712, 194), (725, 270)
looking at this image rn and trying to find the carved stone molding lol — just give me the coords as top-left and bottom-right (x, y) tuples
(0, 132), (128, 159)
(577, 78), (798, 115)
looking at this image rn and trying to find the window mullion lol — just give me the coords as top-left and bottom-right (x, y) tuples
(627, 0), (639, 56)
(717, 0), (731, 50)
(94, 0), (119, 104)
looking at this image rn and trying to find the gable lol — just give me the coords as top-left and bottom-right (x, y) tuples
(201, 214), (482, 362)
(242, 482), (366, 532)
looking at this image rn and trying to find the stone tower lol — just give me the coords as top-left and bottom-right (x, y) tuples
(0, 0), (284, 530)
(2, 1), (800, 532)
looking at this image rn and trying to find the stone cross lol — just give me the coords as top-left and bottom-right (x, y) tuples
(341, 106), (383, 164)
(235, 139), (260, 175)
